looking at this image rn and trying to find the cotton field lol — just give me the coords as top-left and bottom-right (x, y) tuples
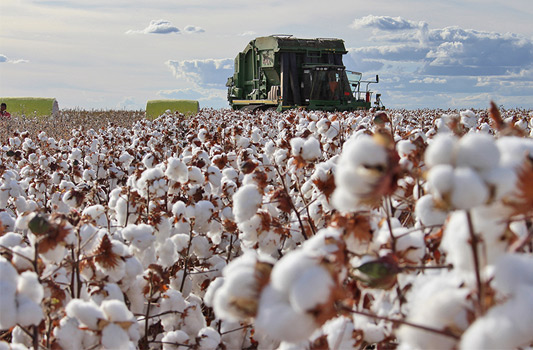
(0, 104), (532, 350)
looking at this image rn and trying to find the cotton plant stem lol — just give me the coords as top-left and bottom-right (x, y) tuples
(341, 306), (460, 340)
(465, 210), (485, 315)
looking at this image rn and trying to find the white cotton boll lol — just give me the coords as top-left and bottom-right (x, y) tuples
(204, 277), (224, 308)
(480, 166), (516, 200)
(82, 204), (108, 227)
(323, 316), (358, 350)
(270, 249), (318, 295)
(290, 137), (305, 157)
(172, 201), (187, 218)
(415, 194), (448, 226)
(455, 133), (499, 171)
(459, 286), (533, 350)
(427, 164), (454, 198)
(233, 184), (262, 223)
(194, 200), (215, 228)
(0, 232), (22, 250)
(395, 230), (426, 263)
(82, 168), (96, 181)
(255, 286), (317, 343)
(207, 166), (222, 188)
(0, 212), (15, 232)
(197, 327), (221, 350)
(166, 157), (189, 183)
(192, 235), (211, 259)
(181, 301), (207, 337)
(101, 299), (134, 323)
(11, 326), (32, 348)
(301, 137), (321, 161)
(332, 135), (388, 211)
(171, 233), (190, 252)
(11, 245), (34, 271)
(54, 316), (84, 350)
(397, 273), (468, 350)
(188, 166), (204, 184)
(450, 167), (489, 209)
(496, 136), (533, 168)
(122, 224), (155, 250)
(101, 323), (131, 350)
(16, 294), (44, 326)
(0, 282), (17, 329)
(161, 330), (190, 350)
(460, 110), (477, 129)
(66, 299), (105, 330)
(491, 253), (533, 295)
(17, 271), (43, 303)
(397, 139), (416, 158)
(289, 265), (334, 313)
(142, 153), (155, 168)
(424, 134), (457, 167)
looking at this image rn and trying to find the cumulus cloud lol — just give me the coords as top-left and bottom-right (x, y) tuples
(158, 87), (227, 108)
(126, 19), (180, 34)
(165, 58), (233, 89)
(351, 15), (423, 31)
(347, 15), (533, 108)
(183, 25), (205, 34)
(239, 31), (257, 37)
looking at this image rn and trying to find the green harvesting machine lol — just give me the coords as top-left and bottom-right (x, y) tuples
(226, 35), (383, 112)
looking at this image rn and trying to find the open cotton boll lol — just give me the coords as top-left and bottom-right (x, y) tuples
(301, 137), (322, 161)
(450, 167), (489, 209)
(426, 164), (454, 199)
(397, 273), (469, 350)
(397, 139), (416, 158)
(322, 316), (359, 349)
(290, 137), (305, 157)
(0, 259), (18, 330)
(455, 133), (499, 171)
(161, 330), (190, 350)
(16, 294), (44, 327)
(496, 136), (533, 168)
(460, 110), (477, 129)
(121, 224), (155, 250)
(288, 265), (334, 313)
(66, 299), (105, 330)
(100, 299), (134, 323)
(270, 249), (319, 295)
(415, 194), (448, 226)
(332, 135), (388, 211)
(197, 327), (221, 350)
(166, 157), (189, 183)
(233, 184), (262, 223)
(17, 271), (43, 304)
(459, 285), (533, 350)
(188, 166), (204, 184)
(101, 323), (131, 350)
(491, 253), (533, 295)
(424, 134), (457, 167)
(255, 285), (317, 343)
(54, 316), (84, 350)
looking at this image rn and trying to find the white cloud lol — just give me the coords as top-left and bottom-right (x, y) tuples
(126, 19), (180, 35)
(0, 54), (29, 64)
(165, 58), (234, 89)
(409, 77), (447, 84)
(239, 31), (257, 36)
(183, 25), (205, 34)
(351, 15), (423, 31)
(158, 88), (228, 108)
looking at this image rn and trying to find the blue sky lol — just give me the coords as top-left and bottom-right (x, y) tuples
(1, 0), (532, 110)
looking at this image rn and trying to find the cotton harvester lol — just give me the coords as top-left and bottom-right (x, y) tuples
(226, 35), (383, 112)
